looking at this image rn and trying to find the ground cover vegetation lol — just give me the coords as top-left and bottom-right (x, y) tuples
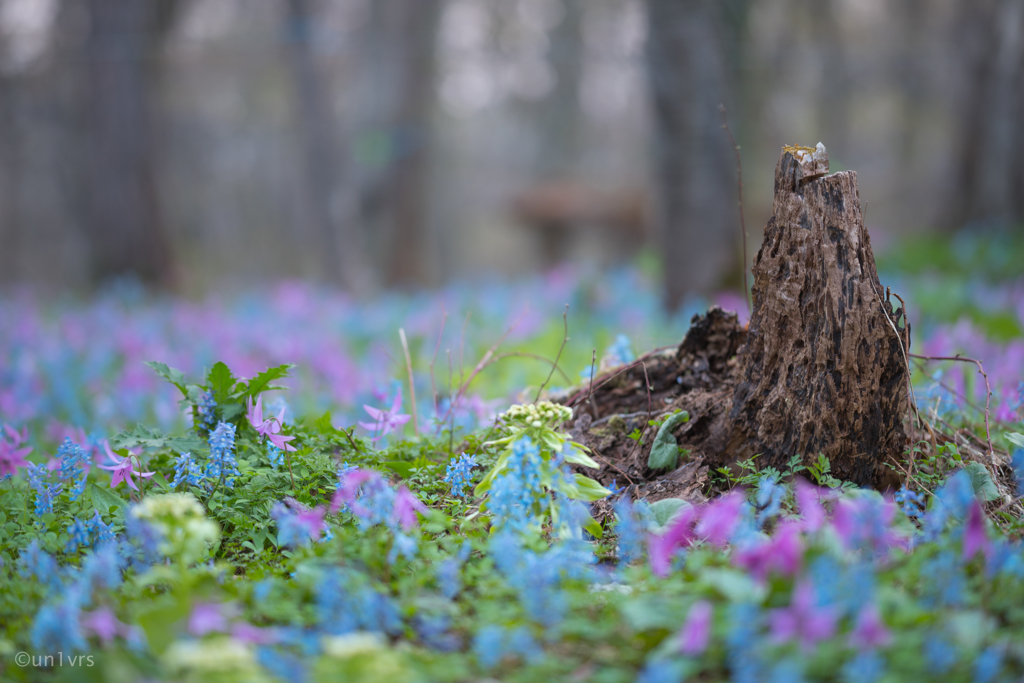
(1, 230), (1023, 683)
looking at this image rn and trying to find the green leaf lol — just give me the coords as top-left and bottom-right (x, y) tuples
(111, 424), (168, 451)
(241, 364), (295, 399)
(647, 411), (690, 470)
(572, 474), (612, 502)
(145, 361), (188, 397)
(963, 462), (1000, 502)
(385, 461), (416, 478)
(647, 498), (691, 531)
(207, 361), (238, 405)
(88, 483), (127, 514)
(582, 514), (603, 539)
(1006, 432), (1024, 450)
(700, 568), (766, 603)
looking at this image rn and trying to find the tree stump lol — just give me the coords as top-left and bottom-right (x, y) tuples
(726, 144), (909, 488)
(562, 143), (910, 497)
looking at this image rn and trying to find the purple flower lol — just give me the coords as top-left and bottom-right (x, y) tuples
(231, 621), (278, 645)
(963, 500), (990, 561)
(695, 490), (745, 547)
(849, 604), (891, 650)
(648, 505), (698, 577)
(679, 600), (713, 656)
(271, 501), (326, 548)
(188, 602), (229, 636)
(97, 442), (153, 492)
(0, 424), (32, 479)
(359, 388), (411, 441)
(768, 581), (837, 651)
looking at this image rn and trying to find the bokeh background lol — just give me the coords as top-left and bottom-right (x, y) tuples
(1, 0), (1021, 303)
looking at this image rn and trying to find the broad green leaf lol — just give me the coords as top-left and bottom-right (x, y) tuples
(573, 473), (612, 501)
(582, 514), (603, 539)
(207, 361), (237, 405)
(963, 462), (1000, 502)
(1006, 432), (1024, 450)
(647, 498), (690, 531)
(563, 446), (600, 469)
(385, 461), (416, 478)
(701, 568), (766, 603)
(647, 411), (690, 470)
(145, 361), (188, 397)
(111, 424), (167, 451)
(88, 483), (126, 514)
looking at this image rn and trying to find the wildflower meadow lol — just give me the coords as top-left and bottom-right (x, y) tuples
(2, 234), (1024, 683)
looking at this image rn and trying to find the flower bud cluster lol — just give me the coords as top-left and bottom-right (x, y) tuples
(502, 401), (572, 431)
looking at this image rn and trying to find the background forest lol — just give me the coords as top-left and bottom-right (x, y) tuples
(0, 0), (1021, 304)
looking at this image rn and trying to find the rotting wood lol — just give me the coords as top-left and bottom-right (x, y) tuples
(562, 143), (910, 495)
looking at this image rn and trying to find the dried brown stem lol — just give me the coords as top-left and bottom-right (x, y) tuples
(909, 353), (994, 457)
(399, 328), (419, 437)
(718, 104), (750, 315)
(429, 308), (448, 421)
(534, 304), (570, 403)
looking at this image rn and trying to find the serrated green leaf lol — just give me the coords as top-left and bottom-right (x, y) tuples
(207, 361), (237, 405)
(145, 361), (188, 396)
(241, 364), (295, 399)
(647, 411), (690, 470)
(963, 462), (1000, 502)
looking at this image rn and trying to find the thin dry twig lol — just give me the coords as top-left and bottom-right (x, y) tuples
(459, 312), (471, 388)
(399, 328), (419, 437)
(565, 345), (677, 409)
(586, 349), (597, 402)
(534, 304), (570, 403)
(625, 362), (655, 465)
(719, 104), (750, 315)
(872, 284), (917, 486)
(909, 352), (994, 457)
(485, 351), (572, 383)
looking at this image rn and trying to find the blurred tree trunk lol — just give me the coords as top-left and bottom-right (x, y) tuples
(0, 77), (16, 284)
(81, 0), (178, 287)
(536, 0), (583, 181)
(645, 0), (746, 311)
(284, 0), (371, 292)
(372, 0), (442, 289)
(949, 0), (1024, 228)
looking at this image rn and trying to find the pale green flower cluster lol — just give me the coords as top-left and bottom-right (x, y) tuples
(317, 633), (416, 683)
(164, 637), (270, 683)
(133, 492), (220, 565)
(502, 400), (573, 430)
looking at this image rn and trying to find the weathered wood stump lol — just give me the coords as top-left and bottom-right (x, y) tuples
(725, 144), (909, 488)
(565, 144), (909, 495)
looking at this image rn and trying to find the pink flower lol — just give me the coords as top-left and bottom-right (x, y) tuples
(188, 602), (229, 636)
(733, 520), (803, 582)
(695, 490), (745, 547)
(768, 581), (837, 651)
(393, 485), (428, 531)
(330, 468), (381, 514)
(849, 604), (891, 650)
(359, 388), (411, 441)
(97, 442), (153, 492)
(648, 505), (699, 577)
(963, 500), (990, 561)
(679, 600), (713, 656)
(81, 607), (124, 646)
(0, 424), (32, 479)
(246, 395), (295, 452)
(795, 479), (828, 532)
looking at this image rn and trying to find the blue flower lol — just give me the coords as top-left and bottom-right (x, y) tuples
(120, 514), (162, 569)
(923, 634), (958, 674)
(636, 659), (685, 683)
(756, 475), (785, 527)
(443, 453), (478, 498)
(170, 452), (203, 489)
(27, 463), (63, 518)
(31, 599), (86, 653)
(604, 334), (635, 367)
(266, 443), (285, 470)
(895, 486), (925, 518)
(65, 517), (92, 553)
(257, 648), (307, 683)
(17, 540), (63, 594)
(614, 497), (648, 566)
(473, 625), (506, 669)
(196, 390), (218, 432)
(841, 651), (885, 683)
(973, 646), (1004, 683)
(206, 421), (240, 488)
(56, 438), (88, 502)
